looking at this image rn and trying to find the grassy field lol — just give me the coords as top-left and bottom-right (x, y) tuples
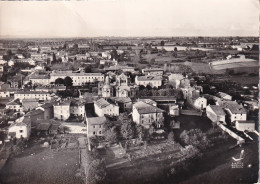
(0, 141), (83, 184)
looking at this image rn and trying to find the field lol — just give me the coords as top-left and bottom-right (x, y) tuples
(0, 140), (83, 184)
(211, 60), (259, 71)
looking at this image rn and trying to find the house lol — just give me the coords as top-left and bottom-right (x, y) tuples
(168, 73), (185, 89)
(94, 98), (119, 117)
(132, 101), (165, 129)
(22, 99), (39, 112)
(36, 122), (51, 136)
(25, 109), (44, 122)
(6, 99), (23, 112)
(53, 101), (70, 120)
(224, 102), (247, 123)
(7, 74), (23, 88)
(191, 96), (207, 110)
(38, 102), (54, 119)
(8, 117), (31, 139)
(243, 101), (258, 111)
(138, 99), (157, 106)
(86, 116), (107, 137)
(29, 74), (50, 86)
(169, 104), (180, 116)
(235, 120), (255, 132)
(70, 99), (85, 118)
(135, 75), (162, 88)
(110, 97), (132, 112)
(216, 92), (232, 101)
(206, 105), (226, 123)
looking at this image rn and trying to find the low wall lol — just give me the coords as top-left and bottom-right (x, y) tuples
(217, 122), (245, 144)
(180, 109), (202, 116)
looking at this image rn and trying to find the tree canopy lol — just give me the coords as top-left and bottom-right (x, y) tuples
(64, 76), (73, 86)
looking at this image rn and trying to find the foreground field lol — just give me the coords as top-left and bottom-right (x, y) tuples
(0, 142), (83, 184)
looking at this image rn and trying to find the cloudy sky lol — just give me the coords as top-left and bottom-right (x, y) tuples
(0, 0), (259, 38)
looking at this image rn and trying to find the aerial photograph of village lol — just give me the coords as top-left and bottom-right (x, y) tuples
(0, 0), (259, 184)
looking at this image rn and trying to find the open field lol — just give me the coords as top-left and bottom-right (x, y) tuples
(211, 60), (259, 70)
(0, 140), (83, 184)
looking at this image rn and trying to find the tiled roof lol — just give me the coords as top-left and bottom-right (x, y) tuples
(137, 75), (162, 81)
(87, 116), (107, 125)
(133, 101), (164, 114)
(208, 105), (226, 116)
(111, 97), (132, 103)
(95, 98), (111, 108)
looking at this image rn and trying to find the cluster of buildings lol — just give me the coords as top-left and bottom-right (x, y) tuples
(0, 40), (258, 144)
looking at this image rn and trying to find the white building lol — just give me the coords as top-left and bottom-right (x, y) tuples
(235, 120), (255, 132)
(206, 105), (226, 123)
(168, 73), (185, 89)
(225, 104), (247, 123)
(94, 98), (119, 117)
(50, 70), (104, 86)
(135, 76), (162, 88)
(14, 91), (51, 101)
(216, 92), (232, 101)
(8, 117), (31, 139)
(192, 96), (207, 110)
(86, 116), (107, 137)
(132, 101), (164, 129)
(6, 99), (23, 112)
(70, 99), (85, 117)
(53, 101), (70, 120)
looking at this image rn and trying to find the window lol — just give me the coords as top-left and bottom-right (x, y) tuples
(93, 131), (95, 135)
(99, 131), (102, 134)
(20, 130), (23, 133)
(99, 125), (102, 128)
(93, 125), (95, 128)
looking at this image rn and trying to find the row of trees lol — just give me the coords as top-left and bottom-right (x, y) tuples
(55, 77), (73, 86)
(103, 119), (147, 145)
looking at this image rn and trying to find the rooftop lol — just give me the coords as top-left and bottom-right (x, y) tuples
(137, 75), (162, 81)
(133, 101), (164, 114)
(95, 98), (111, 108)
(208, 105), (226, 116)
(87, 116), (107, 125)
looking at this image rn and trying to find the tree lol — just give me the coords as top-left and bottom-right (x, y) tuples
(136, 124), (145, 140)
(85, 65), (93, 73)
(120, 121), (135, 140)
(55, 78), (64, 85)
(64, 76), (73, 86)
(161, 40), (165, 46)
(87, 159), (107, 184)
(180, 129), (210, 149)
(104, 126), (119, 144)
(167, 131), (174, 142)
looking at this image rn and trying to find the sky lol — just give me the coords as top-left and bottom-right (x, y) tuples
(0, 0), (259, 38)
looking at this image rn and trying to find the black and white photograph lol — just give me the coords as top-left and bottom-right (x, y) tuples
(0, 0), (259, 183)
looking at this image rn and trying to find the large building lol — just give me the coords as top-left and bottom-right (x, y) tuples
(50, 70), (104, 86)
(14, 91), (51, 101)
(135, 76), (162, 88)
(132, 101), (164, 129)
